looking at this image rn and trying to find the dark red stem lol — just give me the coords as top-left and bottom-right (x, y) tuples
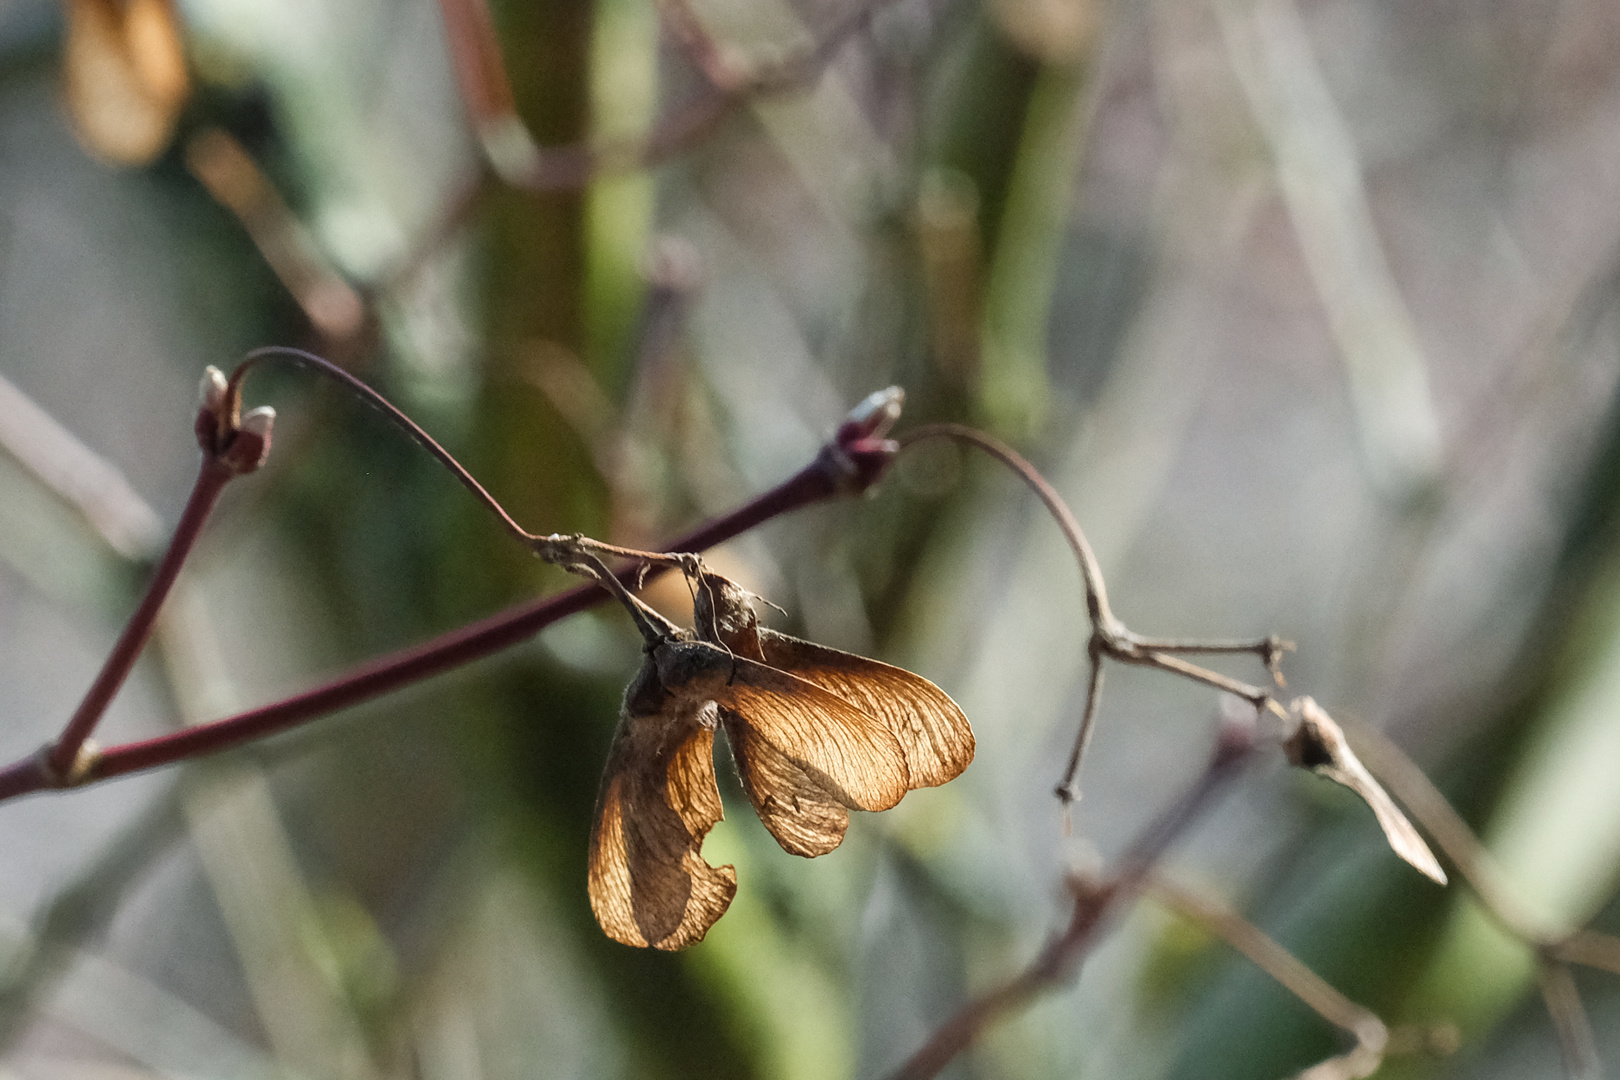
(46, 460), (234, 781)
(0, 440), (875, 802)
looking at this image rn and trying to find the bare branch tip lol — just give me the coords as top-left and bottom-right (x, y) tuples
(822, 387), (905, 494)
(193, 365), (274, 475)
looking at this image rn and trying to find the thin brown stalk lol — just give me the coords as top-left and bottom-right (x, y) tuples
(1149, 875), (1381, 1038)
(887, 716), (1258, 1080)
(899, 423), (1289, 798)
(1537, 960), (1602, 1080)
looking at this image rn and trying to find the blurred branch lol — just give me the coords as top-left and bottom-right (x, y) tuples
(185, 128), (367, 347)
(1149, 875), (1457, 1080)
(1344, 717), (1554, 941)
(1218, 0), (1442, 499)
(0, 788), (184, 1050)
(1346, 716), (1620, 1075)
(434, 0), (897, 193)
(0, 371), (163, 561)
(0, 378), (367, 1072)
(1537, 960), (1602, 1080)
(887, 714), (1259, 1080)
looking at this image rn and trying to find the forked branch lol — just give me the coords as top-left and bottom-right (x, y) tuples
(894, 425), (1444, 887)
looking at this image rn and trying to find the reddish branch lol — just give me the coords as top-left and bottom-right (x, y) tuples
(45, 459), (233, 784)
(0, 367), (902, 804)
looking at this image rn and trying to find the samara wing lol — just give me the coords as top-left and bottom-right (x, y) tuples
(587, 662), (737, 950)
(755, 628), (974, 789)
(657, 640), (910, 857)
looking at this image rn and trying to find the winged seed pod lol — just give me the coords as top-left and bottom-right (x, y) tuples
(585, 563), (972, 949)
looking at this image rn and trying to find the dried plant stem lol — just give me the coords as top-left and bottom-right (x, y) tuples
(1151, 875), (1380, 1037)
(1538, 960), (1602, 1080)
(899, 423), (1291, 802)
(899, 423), (1113, 625)
(230, 347), (539, 548)
(888, 717), (1258, 1080)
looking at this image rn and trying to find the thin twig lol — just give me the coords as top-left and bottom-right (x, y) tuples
(1149, 874), (1382, 1038)
(1538, 960), (1603, 1080)
(887, 715), (1259, 1080)
(0, 371), (164, 561)
(185, 130), (366, 344)
(1550, 930), (1620, 977)
(900, 424), (1114, 626)
(899, 423), (1288, 800)
(896, 425), (1444, 883)
(1057, 640), (1104, 804)
(1146, 874), (1459, 1080)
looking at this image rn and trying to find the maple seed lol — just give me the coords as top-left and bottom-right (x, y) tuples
(581, 552), (973, 950)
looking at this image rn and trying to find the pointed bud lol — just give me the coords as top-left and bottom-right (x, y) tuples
(841, 386), (904, 442)
(822, 387), (905, 495)
(221, 405), (275, 474)
(195, 366), (229, 453)
(198, 366), (227, 411)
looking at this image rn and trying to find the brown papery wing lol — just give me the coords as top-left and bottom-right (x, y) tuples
(722, 709), (851, 856)
(701, 653), (908, 857)
(587, 700), (737, 950)
(758, 628), (974, 789)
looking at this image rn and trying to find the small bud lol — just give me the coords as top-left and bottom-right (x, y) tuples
(843, 386), (904, 441)
(198, 366), (228, 413)
(822, 388), (905, 495)
(195, 366), (230, 454)
(221, 405), (275, 474)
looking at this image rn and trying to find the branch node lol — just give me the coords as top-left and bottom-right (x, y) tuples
(194, 365), (275, 474)
(36, 738), (101, 789)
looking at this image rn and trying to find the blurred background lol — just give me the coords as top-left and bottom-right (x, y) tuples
(3, 0), (1620, 1075)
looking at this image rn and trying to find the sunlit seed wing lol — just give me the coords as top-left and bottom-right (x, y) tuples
(698, 649), (910, 810)
(587, 688), (737, 950)
(757, 628), (974, 789)
(721, 707), (852, 856)
(657, 641), (910, 856)
(1286, 697), (1447, 886)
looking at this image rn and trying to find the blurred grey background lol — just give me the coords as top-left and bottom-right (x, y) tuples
(3, 0), (1620, 1076)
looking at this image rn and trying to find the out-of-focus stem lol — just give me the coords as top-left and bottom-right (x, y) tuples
(888, 716), (1257, 1080)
